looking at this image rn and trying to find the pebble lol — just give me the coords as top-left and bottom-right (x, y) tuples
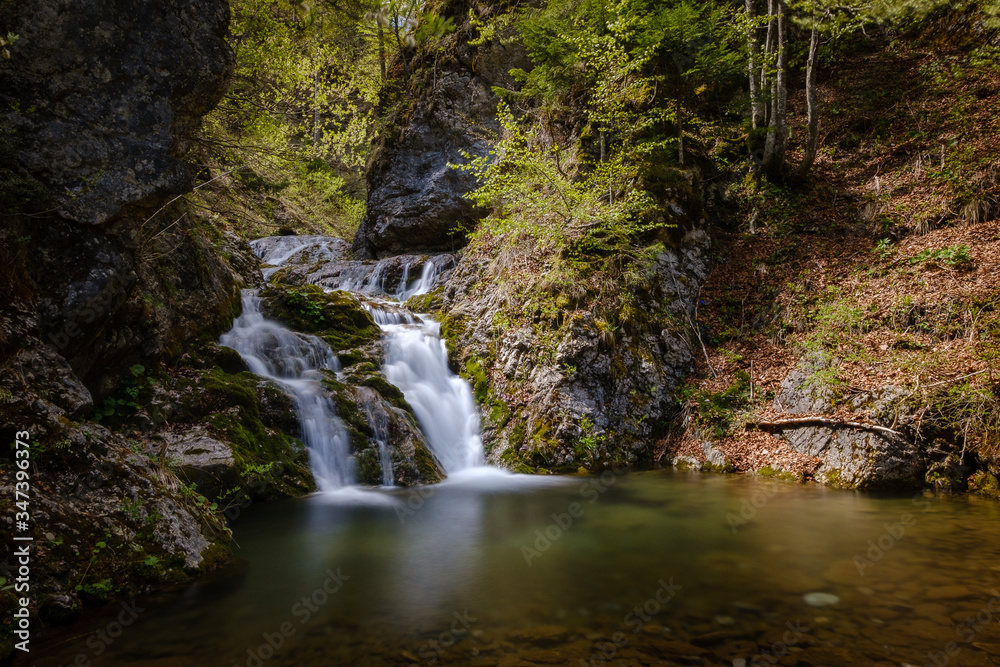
(803, 592), (841, 607)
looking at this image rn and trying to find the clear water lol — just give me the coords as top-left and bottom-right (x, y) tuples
(26, 470), (1000, 666)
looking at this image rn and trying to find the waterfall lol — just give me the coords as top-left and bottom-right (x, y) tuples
(233, 235), (482, 488)
(362, 401), (395, 487)
(378, 313), (485, 474)
(220, 292), (354, 491)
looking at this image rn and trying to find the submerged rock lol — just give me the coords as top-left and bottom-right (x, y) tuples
(803, 592), (841, 607)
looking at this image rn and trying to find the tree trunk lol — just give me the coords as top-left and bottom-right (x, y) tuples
(746, 0), (763, 129)
(762, 0), (787, 179)
(795, 5), (821, 180)
(677, 97), (685, 166)
(392, 11), (410, 77)
(761, 0), (775, 128)
(377, 22), (386, 82)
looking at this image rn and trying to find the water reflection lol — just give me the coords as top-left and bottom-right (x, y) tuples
(23, 470), (1000, 667)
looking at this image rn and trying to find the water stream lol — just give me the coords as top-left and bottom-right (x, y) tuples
(25, 236), (1000, 665)
(219, 292), (354, 490)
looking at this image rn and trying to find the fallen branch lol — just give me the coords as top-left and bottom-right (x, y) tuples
(922, 369), (988, 389)
(748, 417), (902, 438)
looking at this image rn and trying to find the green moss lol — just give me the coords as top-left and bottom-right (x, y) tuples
(202, 368), (260, 413)
(198, 542), (233, 571)
(262, 283), (380, 351)
(757, 465), (800, 481)
(406, 285), (445, 312)
(968, 471), (1000, 499)
(322, 376), (371, 435)
(203, 408), (313, 495)
(354, 448), (381, 485)
(822, 468), (845, 487)
(359, 376), (413, 414)
(464, 357), (489, 403)
(414, 445), (440, 482)
(702, 459), (736, 474)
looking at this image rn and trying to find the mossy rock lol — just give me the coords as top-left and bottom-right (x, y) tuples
(202, 408), (314, 497)
(968, 471), (1000, 500)
(406, 285), (445, 313)
(262, 283), (381, 351)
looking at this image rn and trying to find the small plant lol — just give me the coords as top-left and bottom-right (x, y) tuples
(909, 244), (972, 270)
(92, 364), (152, 423)
(874, 238), (894, 260)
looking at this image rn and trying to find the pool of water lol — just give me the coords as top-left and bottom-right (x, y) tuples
(25, 469), (1000, 666)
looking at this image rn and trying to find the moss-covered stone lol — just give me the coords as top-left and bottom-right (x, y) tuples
(968, 471), (1000, 499)
(756, 465), (801, 482)
(261, 283), (381, 351)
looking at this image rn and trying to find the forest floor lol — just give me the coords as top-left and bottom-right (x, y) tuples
(673, 23), (1000, 483)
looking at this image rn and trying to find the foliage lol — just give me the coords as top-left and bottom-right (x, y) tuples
(193, 0), (385, 237)
(909, 244), (973, 270)
(92, 364), (151, 424)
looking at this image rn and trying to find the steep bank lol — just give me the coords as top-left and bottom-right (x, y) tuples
(668, 17), (1000, 492)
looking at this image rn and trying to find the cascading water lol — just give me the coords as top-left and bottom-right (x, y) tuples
(379, 314), (485, 474)
(235, 234), (484, 487)
(220, 292), (354, 490)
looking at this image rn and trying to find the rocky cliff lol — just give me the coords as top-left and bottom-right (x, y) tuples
(352, 2), (531, 258)
(0, 0), (257, 635)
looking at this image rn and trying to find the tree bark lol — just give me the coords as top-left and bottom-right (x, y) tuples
(746, 0), (764, 129)
(794, 5), (821, 180)
(377, 21), (386, 82)
(762, 0), (787, 179)
(677, 97), (685, 166)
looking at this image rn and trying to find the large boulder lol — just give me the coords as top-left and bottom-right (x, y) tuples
(352, 8), (531, 257)
(0, 0), (233, 225)
(770, 357), (926, 489)
(435, 226), (713, 472)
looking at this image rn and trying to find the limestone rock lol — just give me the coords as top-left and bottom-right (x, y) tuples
(352, 14), (531, 257)
(0, 0), (234, 225)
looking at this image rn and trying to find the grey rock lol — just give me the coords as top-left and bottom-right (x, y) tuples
(772, 358), (925, 489)
(438, 224), (711, 469)
(154, 426), (239, 501)
(353, 35), (531, 257)
(0, 0), (234, 225)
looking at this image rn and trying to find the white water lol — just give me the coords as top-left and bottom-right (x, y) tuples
(229, 235), (484, 488)
(379, 314), (485, 474)
(220, 292), (354, 490)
